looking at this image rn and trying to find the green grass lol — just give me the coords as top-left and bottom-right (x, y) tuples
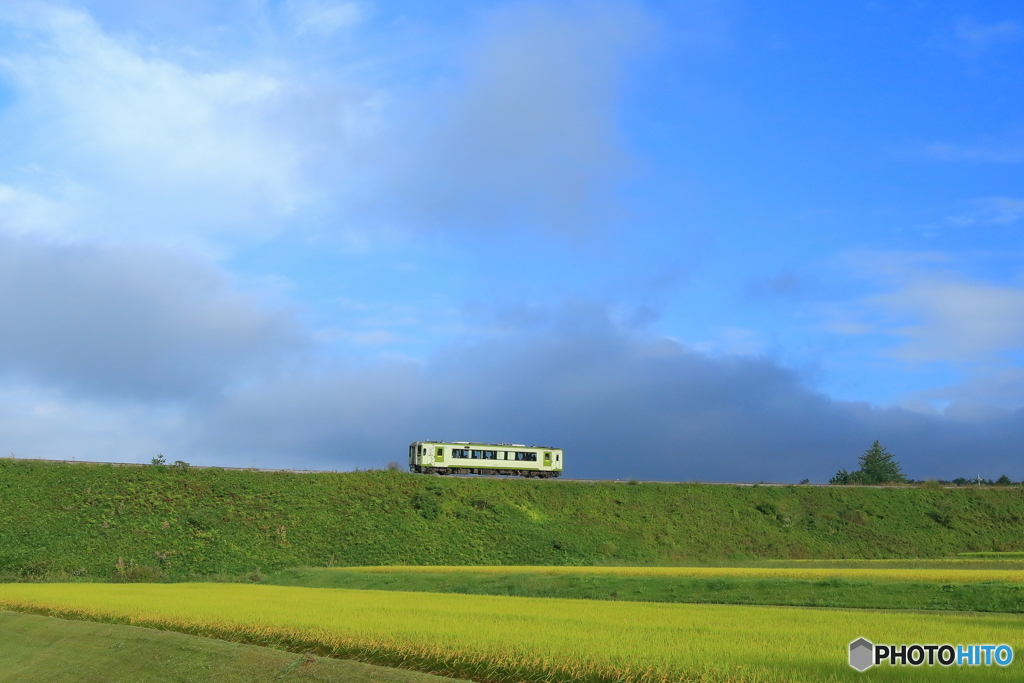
(261, 566), (1024, 613)
(0, 609), (463, 683)
(304, 563), (1024, 582)
(1, 582), (1021, 682)
(764, 558), (1024, 569)
(4, 458), (1024, 579)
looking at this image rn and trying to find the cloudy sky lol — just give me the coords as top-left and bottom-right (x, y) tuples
(1, 0), (1022, 482)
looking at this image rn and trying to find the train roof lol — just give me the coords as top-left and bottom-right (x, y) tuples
(412, 440), (560, 449)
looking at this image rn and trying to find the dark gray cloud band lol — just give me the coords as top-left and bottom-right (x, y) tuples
(188, 302), (1024, 482)
(1, 238), (1019, 482)
(0, 238), (303, 400)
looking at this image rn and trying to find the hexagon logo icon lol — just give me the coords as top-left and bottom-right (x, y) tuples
(849, 638), (874, 671)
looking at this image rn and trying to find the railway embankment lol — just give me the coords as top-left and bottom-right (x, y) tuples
(1, 458), (1023, 579)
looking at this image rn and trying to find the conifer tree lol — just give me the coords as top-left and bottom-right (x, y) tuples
(829, 441), (906, 485)
(857, 441), (906, 484)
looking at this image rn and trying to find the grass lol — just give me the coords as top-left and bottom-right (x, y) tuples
(0, 609), (463, 683)
(0, 582), (1021, 682)
(319, 563), (1024, 583)
(763, 558), (1024, 569)
(4, 459), (1024, 579)
(261, 566), (1024, 613)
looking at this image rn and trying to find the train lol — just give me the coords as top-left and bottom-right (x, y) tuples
(408, 441), (563, 477)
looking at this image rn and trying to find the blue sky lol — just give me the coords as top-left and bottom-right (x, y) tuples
(1, 0), (1023, 481)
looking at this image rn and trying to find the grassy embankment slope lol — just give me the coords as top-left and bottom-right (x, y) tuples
(2, 458), (1024, 579)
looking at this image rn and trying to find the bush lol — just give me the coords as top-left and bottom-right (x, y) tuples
(113, 562), (166, 583)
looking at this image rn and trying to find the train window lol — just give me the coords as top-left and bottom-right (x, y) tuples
(452, 449), (468, 459)
(556, 453), (560, 461)
(502, 451), (508, 460)
(515, 452), (537, 461)
(484, 450), (497, 459)
(471, 450), (483, 459)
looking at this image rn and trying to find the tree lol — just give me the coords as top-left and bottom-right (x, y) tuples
(856, 441), (906, 484)
(830, 441), (906, 485)
(829, 468), (853, 485)
(997, 474), (1013, 486)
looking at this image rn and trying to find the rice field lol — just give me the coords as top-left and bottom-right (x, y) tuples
(346, 563), (1024, 584)
(0, 582), (1020, 682)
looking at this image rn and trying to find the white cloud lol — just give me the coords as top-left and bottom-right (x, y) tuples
(917, 142), (1024, 164)
(0, 2), (377, 245)
(691, 327), (766, 356)
(378, 2), (651, 235)
(954, 17), (1024, 51)
(289, 1), (362, 37)
(0, 1), (650, 246)
(0, 184), (74, 236)
(927, 17), (1024, 56)
(902, 367), (1024, 420)
(945, 197), (1024, 226)
(861, 274), (1024, 363)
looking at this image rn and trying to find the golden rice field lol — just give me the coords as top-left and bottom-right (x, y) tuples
(347, 563), (1024, 584)
(0, 582), (1020, 682)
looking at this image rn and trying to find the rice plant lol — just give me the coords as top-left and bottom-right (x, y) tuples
(0, 582), (1019, 682)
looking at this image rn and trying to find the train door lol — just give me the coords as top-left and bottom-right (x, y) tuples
(435, 446), (444, 463)
(543, 451), (552, 467)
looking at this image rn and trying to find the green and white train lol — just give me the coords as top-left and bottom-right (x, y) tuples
(408, 441), (563, 477)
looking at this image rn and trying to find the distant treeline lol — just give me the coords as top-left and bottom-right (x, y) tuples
(827, 441), (1019, 487)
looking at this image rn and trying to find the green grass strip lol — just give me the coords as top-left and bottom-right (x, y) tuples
(303, 563), (1024, 583)
(262, 567), (1024, 613)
